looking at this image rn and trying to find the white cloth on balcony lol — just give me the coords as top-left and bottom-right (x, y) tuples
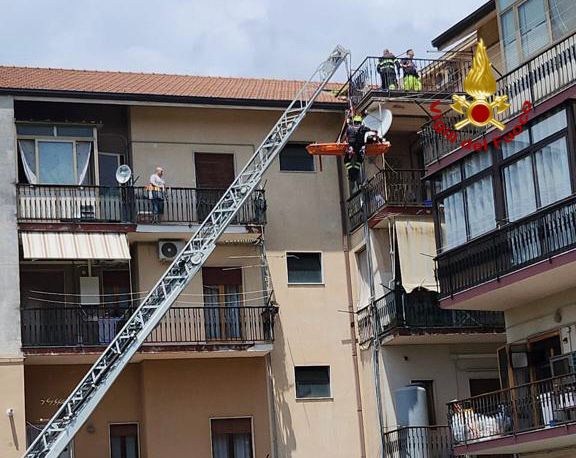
(395, 218), (438, 293)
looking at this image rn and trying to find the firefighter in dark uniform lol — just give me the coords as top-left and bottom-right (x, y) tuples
(344, 114), (371, 184)
(377, 49), (397, 90)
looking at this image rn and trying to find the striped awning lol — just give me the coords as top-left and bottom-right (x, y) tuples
(21, 232), (131, 260)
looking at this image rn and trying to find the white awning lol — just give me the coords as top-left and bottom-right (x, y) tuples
(395, 218), (438, 293)
(21, 232), (131, 260)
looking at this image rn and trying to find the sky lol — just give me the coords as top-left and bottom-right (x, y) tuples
(0, 0), (487, 81)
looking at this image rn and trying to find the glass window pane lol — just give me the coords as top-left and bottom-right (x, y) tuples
(501, 10), (520, 69)
(99, 153), (121, 187)
(435, 164), (461, 193)
(535, 137), (571, 207)
(466, 176), (496, 238)
(56, 125), (94, 137)
(504, 156), (537, 221)
(498, 0), (515, 9)
(531, 110), (567, 143)
(38, 141), (75, 184)
(519, 0), (550, 57)
(16, 124), (54, 136)
(463, 151), (492, 178)
(295, 366), (330, 398)
(438, 191), (467, 250)
(76, 142), (92, 185)
(279, 143), (315, 171)
(550, 0), (576, 40)
(287, 252), (322, 284)
(501, 129), (530, 158)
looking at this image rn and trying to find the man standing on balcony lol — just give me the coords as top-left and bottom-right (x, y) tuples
(377, 49), (398, 90)
(148, 167), (166, 223)
(400, 49), (422, 91)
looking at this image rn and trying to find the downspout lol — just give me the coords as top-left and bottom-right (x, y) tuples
(337, 156), (368, 458)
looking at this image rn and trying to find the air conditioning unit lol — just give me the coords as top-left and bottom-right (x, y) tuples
(551, 352), (576, 377)
(158, 240), (185, 262)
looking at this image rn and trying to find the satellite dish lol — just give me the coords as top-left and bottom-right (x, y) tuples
(364, 105), (393, 137)
(115, 164), (132, 185)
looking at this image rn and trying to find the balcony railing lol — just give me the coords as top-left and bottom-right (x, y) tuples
(342, 56), (472, 108)
(347, 169), (426, 231)
(16, 184), (267, 226)
(384, 426), (454, 458)
(21, 306), (276, 348)
(437, 195), (576, 299)
(357, 289), (504, 344)
(422, 32), (576, 166)
(448, 374), (576, 446)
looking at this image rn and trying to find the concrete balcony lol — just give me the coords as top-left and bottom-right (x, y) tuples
(448, 374), (576, 456)
(357, 289), (504, 346)
(347, 169), (428, 232)
(21, 305), (277, 361)
(437, 195), (576, 311)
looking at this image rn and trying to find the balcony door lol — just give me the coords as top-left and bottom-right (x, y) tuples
(194, 153), (235, 221)
(98, 152), (123, 221)
(203, 267), (243, 341)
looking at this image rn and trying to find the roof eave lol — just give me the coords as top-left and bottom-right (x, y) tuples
(0, 87), (345, 110)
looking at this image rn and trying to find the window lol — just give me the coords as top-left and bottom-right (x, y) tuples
(295, 366), (331, 399)
(17, 123), (95, 185)
(286, 252), (322, 284)
(411, 380), (436, 425)
(110, 424), (139, 458)
(436, 155), (496, 250)
(356, 248), (370, 308)
(203, 267), (243, 340)
(498, 0), (576, 70)
(279, 143), (315, 172)
(211, 418), (253, 458)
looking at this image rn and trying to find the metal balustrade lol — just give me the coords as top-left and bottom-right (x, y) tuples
(422, 32), (576, 166)
(342, 56), (472, 108)
(356, 289), (504, 344)
(347, 168), (426, 231)
(448, 374), (576, 445)
(21, 305), (276, 348)
(384, 426), (454, 458)
(16, 184), (266, 225)
(437, 195), (576, 299)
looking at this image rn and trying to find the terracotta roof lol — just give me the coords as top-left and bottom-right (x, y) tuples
(0, 66), (344, 105)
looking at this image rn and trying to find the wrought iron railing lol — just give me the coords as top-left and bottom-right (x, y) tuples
(448, 374), (576, 445)
(342, 56), (472, 108)
(347, 168), (426, 231)
(21, 306), (276, 347)
(422, 32), (576, 166)
(384, 426), (454, 458)
(437, 195), (576, 299)
(16, 184), (266, 225)
(357, 289), (504, 344)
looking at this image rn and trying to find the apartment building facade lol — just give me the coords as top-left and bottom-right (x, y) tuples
(0, 69), (366, 458)
(422, 0), (576, 457)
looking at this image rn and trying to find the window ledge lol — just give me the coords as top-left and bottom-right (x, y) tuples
(287, 283), (325, 287)
(295, 397), (334, 402)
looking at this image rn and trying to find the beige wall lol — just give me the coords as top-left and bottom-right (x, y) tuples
(505, 287), (576, 347)
(25, 358), (270, 458)
(0, 360), (26, 458)
(129, 105), (364, 457)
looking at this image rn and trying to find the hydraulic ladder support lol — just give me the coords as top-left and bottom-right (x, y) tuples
(24, 45), (349, 458)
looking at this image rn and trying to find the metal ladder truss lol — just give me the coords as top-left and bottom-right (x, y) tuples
(25, 45), (349, 458)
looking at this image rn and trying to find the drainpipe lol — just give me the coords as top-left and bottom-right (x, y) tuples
(359, 163), (386, 458)
(337, 156), (368, 458)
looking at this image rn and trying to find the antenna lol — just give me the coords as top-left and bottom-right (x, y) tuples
(115, 164), (133, 185)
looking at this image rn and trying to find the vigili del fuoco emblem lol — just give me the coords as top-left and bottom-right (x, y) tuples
(450, 39), (510, 130)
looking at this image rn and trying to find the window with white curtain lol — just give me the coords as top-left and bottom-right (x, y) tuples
(211, 418), (253, 458)
(17, 123), (95, 185)
(498, 0), (576, 71)
(355, 248), (370, 308)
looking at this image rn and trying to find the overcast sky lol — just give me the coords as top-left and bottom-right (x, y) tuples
(0, 0), (486, 81)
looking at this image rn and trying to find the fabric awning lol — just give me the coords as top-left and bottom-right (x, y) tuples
(395, 218), (438, 293)
(22, 232), (131, 260)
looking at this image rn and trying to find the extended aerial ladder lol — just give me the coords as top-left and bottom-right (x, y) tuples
(25, 45), (349, 458)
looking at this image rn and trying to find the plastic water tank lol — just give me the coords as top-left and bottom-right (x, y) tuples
(394, 384), (429, 427)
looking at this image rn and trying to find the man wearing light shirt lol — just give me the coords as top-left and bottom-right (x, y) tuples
(148, 167), (165, 223)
